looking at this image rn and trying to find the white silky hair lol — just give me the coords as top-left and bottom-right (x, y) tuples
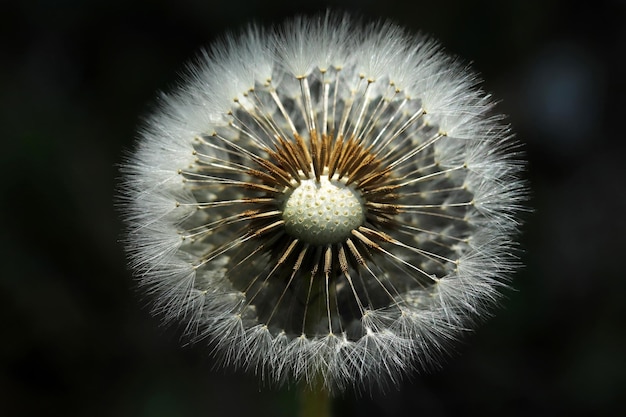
(120, 12), (526, 391)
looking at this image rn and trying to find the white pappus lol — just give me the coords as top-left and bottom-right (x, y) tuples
(119, 12), (526, 391)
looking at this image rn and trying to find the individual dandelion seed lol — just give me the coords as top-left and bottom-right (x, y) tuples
(119, 12), (526, 392)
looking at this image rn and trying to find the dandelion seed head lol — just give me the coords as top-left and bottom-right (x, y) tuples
(120, 12), (526, 391)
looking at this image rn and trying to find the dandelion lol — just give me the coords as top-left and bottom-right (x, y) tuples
(120, 13), (526, 392)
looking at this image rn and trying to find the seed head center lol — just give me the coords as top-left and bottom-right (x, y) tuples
(282, 176), (365, 245)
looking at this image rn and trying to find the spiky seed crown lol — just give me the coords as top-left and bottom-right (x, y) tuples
(120, 13), (526, 391)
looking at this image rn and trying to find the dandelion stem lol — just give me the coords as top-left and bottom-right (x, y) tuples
(299, 380), (332, 417)
(299, 272), (333, 417)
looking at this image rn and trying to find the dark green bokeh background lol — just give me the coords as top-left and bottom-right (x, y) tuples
(2, 1), (625, 416)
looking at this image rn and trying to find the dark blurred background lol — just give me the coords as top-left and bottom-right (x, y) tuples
(2, 0), (625, 416)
